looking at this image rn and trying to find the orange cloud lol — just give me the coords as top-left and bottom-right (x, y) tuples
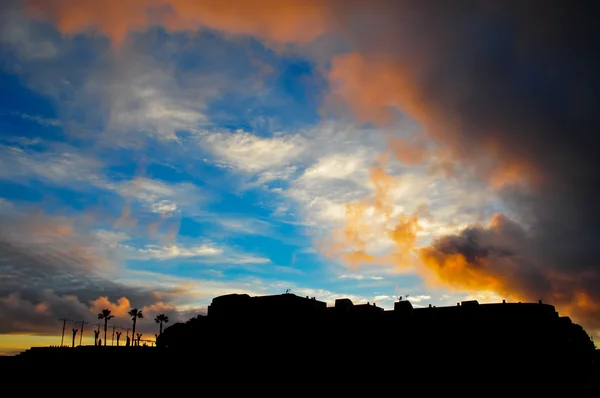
(141, 301), (176, 317)
(322, 155), (421, 270)
(387, 135), (430, 166)
(414, 213), (600, 337)
(89, 296), (131, 317)
(480, 137), (543, 189)
(24, 0), (329, 47)
(419, 247), (509, 295)
(416, 213), (526, 298)
(327, 52), (543, 189)
(327, 157), (600, 336)
(327, 52), (431, 126)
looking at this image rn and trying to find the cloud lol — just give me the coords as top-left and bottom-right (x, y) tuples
(24, 0), (329, 47)
(137, 243), (223, 260)
(127, 238), (272, 268)
(404, 295), (430, 303)
(319, 157), (422, 269)
(0, 143), (103, 185)
(418, 214), (600, 335)
(213, 216), (273, 236)
(0, 290), (91, 335)
(89, 296), (132, 317)
(96, 50), (216, 143)
(0, 206), (203, 336)
(273, 122), (500, 255)
(323, 2), (600, 335)
(188, 120), (500, 286)
(0, 3), (59, 60)
(104, 176), (206, 217)
(12, 0), (600, 338)
(0, 111), (61, 127)
(228, 255), (271, 265)
(339, 274), (384, 281)
(195, 129), (306, 173)
(0, 143), (208, 225)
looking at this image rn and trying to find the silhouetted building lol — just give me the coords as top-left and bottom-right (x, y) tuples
(5, 293), (597, 395)
(155, 292), (596, 392)
(160, 294), (594, 355)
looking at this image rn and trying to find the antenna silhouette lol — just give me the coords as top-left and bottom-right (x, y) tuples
(285, 288), (292, 294)
(78, 320), (89, 346)
(58, 318), (72, 346)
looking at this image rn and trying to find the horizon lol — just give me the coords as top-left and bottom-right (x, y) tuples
(1, 1), (600, 356)
(0, 292), (586, 356)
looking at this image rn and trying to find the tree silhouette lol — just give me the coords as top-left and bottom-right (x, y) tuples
(128, 308), (143, 347)
(94, 330), (100, 346)
(98, 309), (114, 347)
(154, 314), (169, 336)
(136, 332), (142, 346)
(116, 331), (122, 346)
(71, 329), (78, 348)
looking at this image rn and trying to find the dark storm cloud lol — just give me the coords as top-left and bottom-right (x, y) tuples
(326, 1), (600, 331)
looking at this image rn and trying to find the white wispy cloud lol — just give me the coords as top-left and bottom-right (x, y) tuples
(195, 129), (307, 173)
(101, 176), (207, 217)
(229, 255), (272, 265)
(0, 142), (208, 219)
(0, 143), (103, 185)
(131, 240), (271, 267)
(0, 111), (61, 127)
(137, 243), (224, 260)
(213, 216), (273, 236)
(339, 274), (384, 281)
(100, 54), (212, 142)
(406, 294), (432, 303)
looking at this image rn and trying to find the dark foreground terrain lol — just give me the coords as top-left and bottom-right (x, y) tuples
(2, 345), (599, 396)
(3, 294), (597, 395)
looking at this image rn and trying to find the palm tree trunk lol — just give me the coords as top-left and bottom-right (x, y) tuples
(104, 319), (108, 346)
(132, 318), (136, 347)
(160, 321), (163, 335)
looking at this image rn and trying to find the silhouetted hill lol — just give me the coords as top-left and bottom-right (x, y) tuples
(4, 293), (598, 395)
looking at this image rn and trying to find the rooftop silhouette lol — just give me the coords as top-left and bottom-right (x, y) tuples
(4, 292), (599, 395)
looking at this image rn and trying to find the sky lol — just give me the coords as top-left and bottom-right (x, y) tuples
(1, 0), (599, 354)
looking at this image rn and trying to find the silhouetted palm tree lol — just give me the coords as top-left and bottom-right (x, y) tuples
(72, 329), (78, 348)
(154, 313), (169, 336)
(98, 309), (114, 347)
(116, 331), (122, 346)
(128, 308), (143, 346)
